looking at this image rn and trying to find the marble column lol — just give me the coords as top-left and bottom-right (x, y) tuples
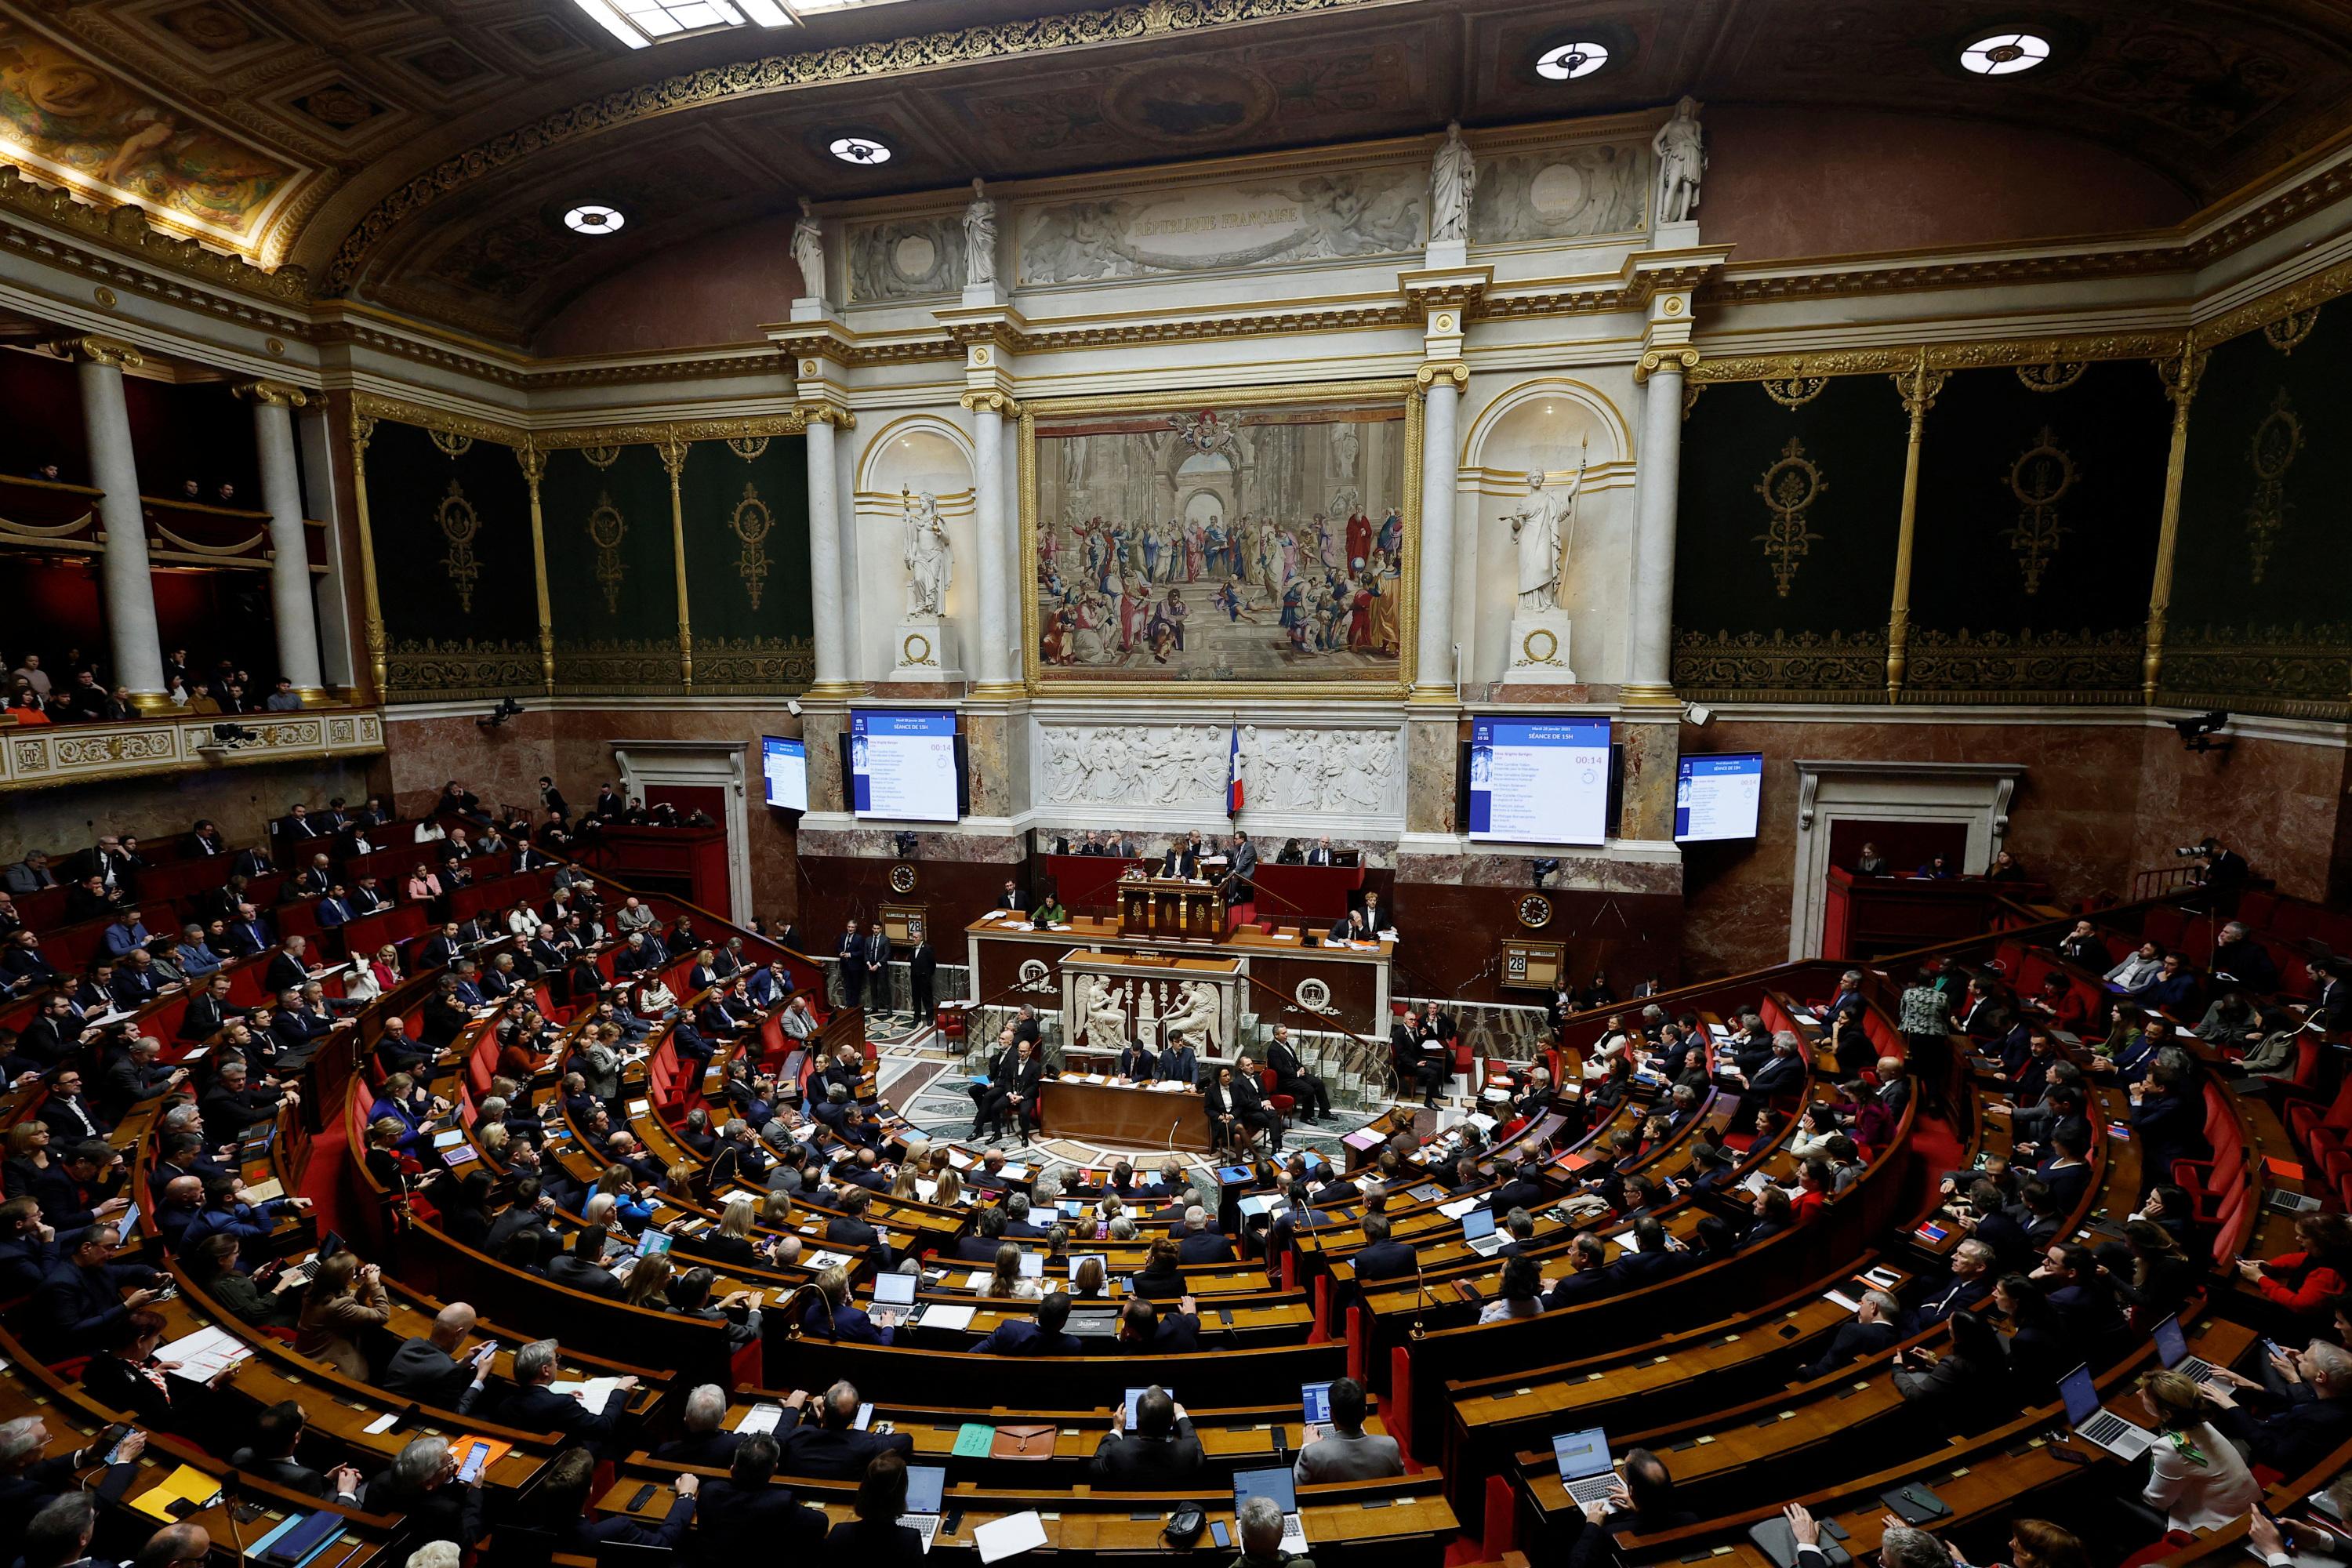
(964, 394), (1014, 691)
(1003, 408), (1025, 688)
(61, 337), (165, 709)
(803, 408), (854, 695)
(1624, 348), (1696, 702)
(1412, 365), (1465, 699)
(238, 380), (325, 702)
(296, 403), (356, 691)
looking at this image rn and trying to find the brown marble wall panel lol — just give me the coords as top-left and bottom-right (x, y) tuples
(1244, 953), (1381, 1035)
(381, 710), (556, 818)
(0, 754), (382, 866)
(1386, 881), (1682, 1004)
(1403, 717), (1457, 835)
(963, 713), (1015, 820)
(1616, 718), (1680, 842)
(800, 855), (1009, 959)
(2127, 728), (2350, 906)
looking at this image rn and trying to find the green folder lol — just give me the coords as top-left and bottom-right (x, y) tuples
(953, 1423), (996, 1457)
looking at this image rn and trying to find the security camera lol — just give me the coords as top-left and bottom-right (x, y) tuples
(787, 698), (803, 718)
(2172, 837), (2218, 859)
(1530, 857), (1559, 890)
(2172, 710), (2230, 753)
(1680, 701), (1714, 727)
(477, 696), (526, 731)
(893, 831), (920, 858)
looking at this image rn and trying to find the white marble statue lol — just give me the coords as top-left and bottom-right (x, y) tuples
(1430, 122), (1475, 244)
(1161, 981), (1219, 1053)
(962, 178), (997, 289)
(1508, 447), (1585, 614)
(902, 488), (953, 617)
(1653, 96), (1706, 225)
(790, 198), (826, 305)
(1331, 424), (1359, 481)
(1083, 975), (1130, 1051)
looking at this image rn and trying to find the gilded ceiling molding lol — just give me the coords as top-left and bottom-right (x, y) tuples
(323, 0), (1393, 293)
(2193, 254), (2352, 349)
(534, 413), (810, 448)
(350, 392), (527, 448)
(0, 167), (306, 302)
(1685, 333), (2188, 385)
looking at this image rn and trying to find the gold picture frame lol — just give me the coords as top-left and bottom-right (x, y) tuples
(1018, 376), (1423, 699)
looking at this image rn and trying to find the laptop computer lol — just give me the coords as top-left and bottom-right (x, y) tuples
(873, 1271), (918, 1311)
(1301, 1381), (1332, 1440)
(1018, 1251), (1045, 1280)
(636, 1231), (673, 1260)
(898, 1463), (946, 1552)
(1233, 1467), (1309, 1555)
(281, 1231), (344, 1288)
(2058, 1363), (2155, 1460)
(1067, 1308), (1119, 1339)
(1552, 1428), (1621, 1506)
(2152, 1314), (2219, 1383)
(1461, 1207), (1508, 1257)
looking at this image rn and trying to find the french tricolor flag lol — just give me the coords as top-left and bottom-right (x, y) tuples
(1226, 724), (1243, 817)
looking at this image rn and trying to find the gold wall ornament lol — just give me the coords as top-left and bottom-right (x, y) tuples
(350, 410), (387, 701)
(2264, 304), (2322, 355)
(1682, 381), (1707, 420)
(1753, 437), (1827, 597)
(230, 379), (309, 408)
(1671, 626), (1889, 701)
(581, 445), (622, 470)
(587, 492), (629, 614)
(427, 429), (474, 460)
(1759, 375), (1827, 408)
(43, 333), (144, 371)
(725, 436), (770, 461)
(2014, 361), (2087, 393)
(1903, 627), (2143, 700)
(1884, 349), (1950, 699)
(1633, 347), (1700, 383)
(1414, 361), (1469, 390)
(434, 480), (482, 613)
(2003, 427), (2077, 595)
(2245, 387), (2304, 584)
(731, 482), (775, 611)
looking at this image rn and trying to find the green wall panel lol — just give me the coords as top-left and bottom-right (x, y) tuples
(681, 434), (814, 692)
(541, 444), (681, 691)
(365, 421), (538, 702)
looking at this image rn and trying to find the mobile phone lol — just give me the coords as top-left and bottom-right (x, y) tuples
(96, 1425), (132, 1465)
(1218, 1308), (1235, 1327)
(626, 1483), (657, 1512)
(942, 1510), (965, 1536)
(456, 1440), (491, 1485)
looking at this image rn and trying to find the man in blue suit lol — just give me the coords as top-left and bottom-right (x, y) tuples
(500, 1338), (639, 1457)
(778, 1381), (914, 1479)
(971, 1290), (1083, 1356)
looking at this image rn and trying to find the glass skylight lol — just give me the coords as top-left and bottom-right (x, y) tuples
(572, 0), (913, 46)
(1535, 42), (1610, 81)
(1959, 32), (2051, 76)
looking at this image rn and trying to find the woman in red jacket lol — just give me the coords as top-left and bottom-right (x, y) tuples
(2237, 1212), (2352, 1316)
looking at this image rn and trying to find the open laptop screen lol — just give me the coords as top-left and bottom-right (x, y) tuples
(1301, 1382), (1332, 1426)
(872, 1272), (918, 1308)
(1233, 1467), (1298, 1516)
(2058, 1363), (2101, 1428)
(1462, 1207), (1497, 1241)
(2151, 1314), (2189, 1369)
(903, 1465), (945, 1515)
(1552, 1428), (1610, 1481)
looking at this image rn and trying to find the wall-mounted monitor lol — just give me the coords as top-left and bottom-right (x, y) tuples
(1675, 752), (1763, 843)
(849, 710), (960, 822)
(760, 736), (807, 812)
(1467, 717), (1612, 846)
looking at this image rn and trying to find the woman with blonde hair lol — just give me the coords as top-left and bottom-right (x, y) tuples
(887, 1162), (921, 1201)
(987, 1242), (1041, 1301)
(932, 1167), (964, 1207)
(620, 1250), (673, 1308)
(758, 1189), (793, 1230)
(2137, 1367), (2259, 1530)
(296, 1253), (390, 1378)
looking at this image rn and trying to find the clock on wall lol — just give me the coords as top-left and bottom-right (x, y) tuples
(889, 864), (918, 894)
(1516, 893), (1553, 929)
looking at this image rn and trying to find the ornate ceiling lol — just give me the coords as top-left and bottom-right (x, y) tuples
(2, 0), (2350, 346)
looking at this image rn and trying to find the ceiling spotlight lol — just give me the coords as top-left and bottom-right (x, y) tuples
(564, 204), (626, 235)
(1959, 32), (2050, 75)
(1535, 41), (1610, 81)
(829, 135), (892, 165)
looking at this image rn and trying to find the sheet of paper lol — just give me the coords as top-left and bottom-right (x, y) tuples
(1822, 1290), (1861, 1312)
(363, 1413), (401, 1435)
(975, 1511), (1048, 1564)
(1436, 1196), (1480, 1220)
(554, 1376), (622, 1414)
(241, 1177), (285, 1202)
(920, 1304), (977, 1332)
(735, 1403), (785, 1434)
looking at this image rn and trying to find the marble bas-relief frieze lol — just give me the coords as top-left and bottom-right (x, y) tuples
(1015, 164), (1423, 286)
(1468, 141), (1650, 245)
(846, 212), (967, 302)
(1036, 721), (1401, 822)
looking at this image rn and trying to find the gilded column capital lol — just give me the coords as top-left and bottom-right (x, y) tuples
(797, 401), (857, 430)
(232, 379), (309, 408)
(46, 334), (143, 371)
(1891, 349), (1949, 426)
(958, 390), (1022, 417)
(516, 437), (548, 485)
(1632, 347), (1700, 384)
(1414, 360), (1469, 391)
(655, 431), (691, 478)
(2156, 341), (2208, 411)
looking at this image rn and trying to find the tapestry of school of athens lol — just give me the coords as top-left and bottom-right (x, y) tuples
(1033, 399), (1409, 684)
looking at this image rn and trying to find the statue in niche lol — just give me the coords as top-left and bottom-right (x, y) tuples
(902, 488), (953, 617)
(1160, 981), (1219, 1053)
(1507, 444), (1586, 614)
(1652, 97), (1706, 225)
(1082, 975), (1130, 1051)
(963, 178), (997, 289)
(791, 198), (827, 305)
(1429, 121), (1475, 243)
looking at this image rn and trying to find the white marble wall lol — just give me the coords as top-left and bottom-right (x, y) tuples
(1028, 703), (1406, 837)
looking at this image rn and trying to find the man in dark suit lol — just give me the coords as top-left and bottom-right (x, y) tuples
(1091, 1385), (1203, 1485)
(822, 1187), (883, 1251)
(1905, 1240), (1996, 1334)
(280, 804), (324, 844)
(1175, 1207), (1234, 1265)
(187, 822), (228, 858)
(1116, 1297), (1201, 1353)
(1264, 1026), (1330, 1122)
(32, 1224), (162, 1356)
(1229, 1054), (1283, 1152)
(1304, 835), (1336, 867)
(1541, 1234), (1617, 1309)
(860, 922), (891, 1009)
(691, 1435), (826, 1567)
(998, 879), (1029, 913)
(546, 1226), (626, 1299)
(778, 1381), (914, 1479)
(972, 1291), (1084, 1356)
(1797, 1289), (1902, 1380)
(1328, 906), (1377, 944)
(1353, 1214), (1416, 1282)
(501, 1337), (637, 1455)
(652, 1384), (742, 1466)
(1488, 1160), (1549, 1218)
(834, 920), (865, 1008)
(381, 1302), (497, 1409)
(906, 935), (936, 1020)
(228, 1403), (362, 1503)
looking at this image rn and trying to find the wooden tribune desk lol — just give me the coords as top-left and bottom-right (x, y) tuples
(1117, 876), (1225, 941)
(1042, 1075), (1214, 1150)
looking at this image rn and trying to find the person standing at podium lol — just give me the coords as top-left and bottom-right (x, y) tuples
(1161, 838), (1199, 880)
(1225, 832), (1258, 907)
(998, 879), (1029, 913)
(1305, 837), (1336, 867)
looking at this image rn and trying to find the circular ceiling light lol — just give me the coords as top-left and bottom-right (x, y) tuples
(564, 204), (626, 235)
(1959, 32), (2050, 75)
(1535, 41), (1610, 81)
(829, 135), (892, 165)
